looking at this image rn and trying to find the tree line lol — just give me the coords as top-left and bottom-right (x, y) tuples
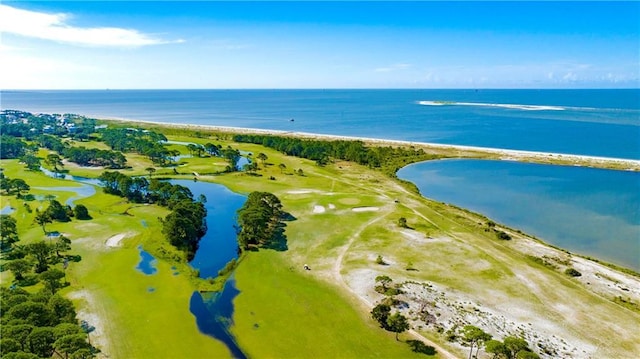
(100, 128), (177, 166)
(232, 134), (441, 176)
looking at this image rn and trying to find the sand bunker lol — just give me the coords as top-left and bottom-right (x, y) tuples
(288, 190), (314, 194)
(328, 204), (336, 209)
(352, 207), (379, 212)
(105, 234), (126, 247)
(313, 205), (326, 214)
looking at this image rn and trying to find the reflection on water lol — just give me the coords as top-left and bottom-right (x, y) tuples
(190, 279), (246, 359)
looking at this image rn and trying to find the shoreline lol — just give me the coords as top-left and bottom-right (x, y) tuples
(96, 115), (640, 171)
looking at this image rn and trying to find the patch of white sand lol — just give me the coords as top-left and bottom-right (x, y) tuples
(105, 233), (126, 247)
(352, 206), (380, 212)
(328, 204), (336, 209)
(313, 205), (326, 214)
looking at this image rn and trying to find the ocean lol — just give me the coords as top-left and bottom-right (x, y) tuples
(2, 89), (639, 159)
(2, 89), (639, 270)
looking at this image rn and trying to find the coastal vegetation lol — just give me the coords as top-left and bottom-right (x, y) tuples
(1, 110), (639, 358)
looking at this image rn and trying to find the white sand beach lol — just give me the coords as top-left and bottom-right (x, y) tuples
(95, 116), (640, 171)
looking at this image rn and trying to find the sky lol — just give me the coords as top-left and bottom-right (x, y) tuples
(1, 1), (639, 89)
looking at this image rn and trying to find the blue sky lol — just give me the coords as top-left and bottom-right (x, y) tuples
(1, 1), (638, 89)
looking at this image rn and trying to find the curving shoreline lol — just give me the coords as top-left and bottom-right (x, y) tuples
(96, 115), (640, 171)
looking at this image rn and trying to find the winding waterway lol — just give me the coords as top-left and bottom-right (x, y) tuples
(398, 159), (640, 271)
(37, 170), (248, 357)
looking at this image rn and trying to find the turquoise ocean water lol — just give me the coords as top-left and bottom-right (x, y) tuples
(2, 89), (639, 269)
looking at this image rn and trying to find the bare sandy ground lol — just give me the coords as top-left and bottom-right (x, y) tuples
(287, 189), (315, 194)
(352, 206), (380, 212)
(105, 233), (127, 247)
(67, 290), (111, 358)
(312, 205), (326, 214)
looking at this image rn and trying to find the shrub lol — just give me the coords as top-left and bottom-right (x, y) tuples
(73, 205), (91, 220)
(375, 255), (387, 265)
(565, 268), (582, 277)
(496, 230), (512, 240)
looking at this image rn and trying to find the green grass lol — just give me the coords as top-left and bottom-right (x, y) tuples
(233, 252), (430, 358)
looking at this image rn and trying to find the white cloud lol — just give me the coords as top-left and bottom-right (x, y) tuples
(0, 5), (182, 47)
(374, 63), (411, 72)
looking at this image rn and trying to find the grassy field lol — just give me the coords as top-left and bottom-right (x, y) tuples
(2, 130), (639, 359)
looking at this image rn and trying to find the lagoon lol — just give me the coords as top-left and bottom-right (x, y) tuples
(398, 159), (640, 271)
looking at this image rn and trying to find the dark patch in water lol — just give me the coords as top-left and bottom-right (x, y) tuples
(136, 245), (158, 275)
(190, 279), (247, 359)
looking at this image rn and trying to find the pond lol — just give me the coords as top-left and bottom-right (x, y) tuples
(397, 159), (640, 271)
(170, 179), (247, 358)
(136, 245), (158, 275)
(1, 205), (15, 215)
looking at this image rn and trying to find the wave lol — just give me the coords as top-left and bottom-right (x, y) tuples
(418, 101), (565, 111)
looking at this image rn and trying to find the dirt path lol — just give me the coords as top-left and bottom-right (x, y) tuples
(328, 203), (460, 359)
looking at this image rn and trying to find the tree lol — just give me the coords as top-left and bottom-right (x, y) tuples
(386, 312), (410, 341)
(73, 205), (91, 220)
(1, 214), (19, 249)
(45, 200), (71, 222)
(516, 352), (540, 359)
(26, 241), (54, 273)
(398, 217), (408, 228)
(6, 178), (30, 198)
(371, 303), (391, 329)
(145, 167), (156, 178)
(46, 154), (64, 173)
(222, 146), (241, 171)
(204, 143), (221, 157)
(504, 336), (529, 359)
(0, 338), (22, 356)
(257, 152), (268, 166)
(27, 326), (57, 358)
(462, 325), (492, 359)
(49, 296), (77, 324)
(0, 135), (27, 159)
(485, 340), (508, 359)
(34, 209), (53, 234)
(375, 275), (393, 291)
(53, 334), (91, 359)
(2, 324), (34, 351)
(278, 163), (286, 173)
(243, 161), (259, 174)
(40, 269), (66, 294)
(21, 153), (42, 171)
(5, 259), (32, 281)
(6, 302), (56, 327)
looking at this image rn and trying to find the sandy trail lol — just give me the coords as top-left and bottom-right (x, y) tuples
(327, 203), (460, 359)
